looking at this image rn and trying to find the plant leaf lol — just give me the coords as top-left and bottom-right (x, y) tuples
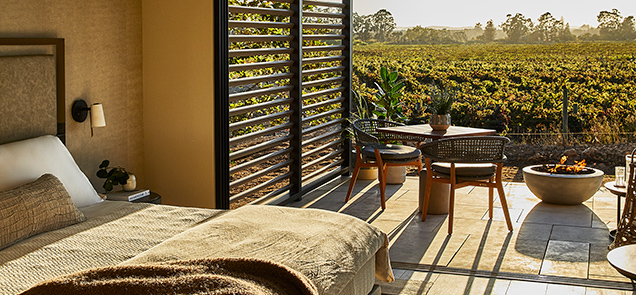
(380, 67), (388, 81)
(388, 71), (398, 82)
(99, 160), (109, 169)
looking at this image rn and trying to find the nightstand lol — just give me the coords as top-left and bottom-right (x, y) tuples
(131, 192), (162, 204)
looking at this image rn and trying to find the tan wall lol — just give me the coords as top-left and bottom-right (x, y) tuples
(142, 0), (216, 208)
(0, 1), (145, 193)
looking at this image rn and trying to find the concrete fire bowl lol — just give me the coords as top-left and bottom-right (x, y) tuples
(522, 165), (604, 205)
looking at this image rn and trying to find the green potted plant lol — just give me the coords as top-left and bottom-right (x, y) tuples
(347, 90), (378, 180)
(96, 160), (136, 192)
(426, 84), (455, 131)
(373, 67), (407, 123)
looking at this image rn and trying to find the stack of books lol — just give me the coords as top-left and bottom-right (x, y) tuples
(106, 189), (150, 202)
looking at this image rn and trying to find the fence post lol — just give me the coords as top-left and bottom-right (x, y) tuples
(289, 0), (303, 199)
(562, 85), (568, 142)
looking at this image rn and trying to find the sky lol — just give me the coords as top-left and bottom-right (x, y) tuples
(354, 0), (636, 29)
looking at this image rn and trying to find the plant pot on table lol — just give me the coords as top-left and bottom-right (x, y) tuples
(430, 114), (451, 131)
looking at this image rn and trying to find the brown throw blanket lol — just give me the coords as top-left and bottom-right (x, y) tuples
(20, 257), (319, 295)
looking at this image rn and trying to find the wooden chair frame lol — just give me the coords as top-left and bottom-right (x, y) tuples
(420, 136), (513, 234)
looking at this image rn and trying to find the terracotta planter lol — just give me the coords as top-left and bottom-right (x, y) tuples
(386, 166), (406, 184)
(357, 167), (377, 180)
(522, 165), (604, 205)
(430, 114), (451, 131)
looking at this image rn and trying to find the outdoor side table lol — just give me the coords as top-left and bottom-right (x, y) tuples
(607, 244), (636, 281)
(376, 124), (497, 214)
(605, 181), (627, 241)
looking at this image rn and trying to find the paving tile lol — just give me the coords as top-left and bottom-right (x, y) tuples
(389, 221), (469, 266)
(585, 287), (633, 295)
(588, 244), (630, 282)
(499, 238), (548, 275)
(447, 224), (516, 271)
(506, 280), (548, 295)
(375, 275), (436, 295)
(546, 283), (587, 295)
(520, 204), (593, 227)
(540, 240), (589, 278)
(592, 208), (615, 230)
(425, 273), (511, 295)
(550, 225), (611, 245)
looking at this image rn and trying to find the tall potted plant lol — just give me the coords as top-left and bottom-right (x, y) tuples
(426, 84), (455, 131)
(349, 90), (378, 180)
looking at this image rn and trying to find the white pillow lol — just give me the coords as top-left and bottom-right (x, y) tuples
(0, 135), (102, 207)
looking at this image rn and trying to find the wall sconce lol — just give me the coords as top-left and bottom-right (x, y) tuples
(71, 99), (106, 135)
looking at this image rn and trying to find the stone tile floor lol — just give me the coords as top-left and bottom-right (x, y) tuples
(286, 176), (635, 295)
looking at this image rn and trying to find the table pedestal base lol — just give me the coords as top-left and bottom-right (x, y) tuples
(419, 172), (451, 214)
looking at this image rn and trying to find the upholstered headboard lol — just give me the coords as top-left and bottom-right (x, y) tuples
(0, 38), (65, 145)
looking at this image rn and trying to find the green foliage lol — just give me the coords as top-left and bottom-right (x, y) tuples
(352, 90), (375, 120)
(426, 84), (455, 115)
(373, 67), (407, 122)
(353, 43), (636, 135)
(96, 160), (130, 192)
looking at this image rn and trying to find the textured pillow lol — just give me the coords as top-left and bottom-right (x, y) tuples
(0, 135), (102, 207)
(0, 174), (86, 250)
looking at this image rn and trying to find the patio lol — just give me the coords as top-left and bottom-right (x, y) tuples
(286, 176), (634, 295)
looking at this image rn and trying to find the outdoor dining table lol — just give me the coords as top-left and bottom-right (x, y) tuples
(376, 124), (497, 214)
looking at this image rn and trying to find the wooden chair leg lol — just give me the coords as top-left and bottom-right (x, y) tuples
(422, 158), (433, 221)
(488, 178), (494, 219)
(375, 149), (387, 210)
(345, 147), (363, 202)
(496, 164), (513, 231)
(448, 163), (456, 235)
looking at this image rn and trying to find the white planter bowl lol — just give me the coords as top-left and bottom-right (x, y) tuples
(522, 165), (604, 205)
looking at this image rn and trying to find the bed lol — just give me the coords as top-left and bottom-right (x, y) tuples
(0, 38), (393, 294)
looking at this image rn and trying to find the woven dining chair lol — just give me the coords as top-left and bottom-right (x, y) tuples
(345, 119), (423, 209)
(610, 148), (636, 249)
(420, 136), (513, 234)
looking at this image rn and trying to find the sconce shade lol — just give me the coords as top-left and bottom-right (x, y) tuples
(71, 100), (89, 123)
(90, 104), (106, 127)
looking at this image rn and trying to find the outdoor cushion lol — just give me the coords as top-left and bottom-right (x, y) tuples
(432, 162), (496, 178)
(361, 144), (421, 162)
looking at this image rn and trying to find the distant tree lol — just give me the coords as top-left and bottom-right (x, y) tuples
(474, 22), (483, 30)
(619, 16), (636, 40)
(483, 19), (497, 42)
(558, 22), (577, 42)
(597, 9), (622, 40)
(535, 12), (561, 43)
(501, 13), (533, 43)
(373, 9), (396, 42)
(353, 12), (376, 42)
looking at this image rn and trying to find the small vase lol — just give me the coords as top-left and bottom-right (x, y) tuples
(430, 114), (451, 131)
(123, 173), (137, 191)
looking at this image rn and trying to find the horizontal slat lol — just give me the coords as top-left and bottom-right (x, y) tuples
(229, 6), (293, 16)
(231, 172), (292, 202)
(299, 167), (349, 197)
(302, 76), (344, 89)
(229, 72), (293, 87)
(303, 23), (346, 30)
(229, 85), (293, 103)
(230, 147), (292, 174)
(303, 11), (346, 19)
(303, 1), (346, 8)
(229, 21), (294, 29)
(230, 123), (292, 146)
(303, 97), (344, 113)
(230, 98), (293, 117)
(303, 138), (343, 158)
(229, 110), (293, 131)
(248, 183), (292, 205)
(302, 128), (342, 147)
(229, 60), (292, 72)
(229, 47), (293, 58)
(230, 159), (292, 188)
(302, 66), (345, 77)
(303, 55), (345, 65)
(229, 35), (293, 43)
(303, 34), (346, 41)
(303, 45), (345, 52)
(302, 148), (344, 171)
(302, 118), (344, 136)
(230, 134), (292, 161)
(302, 87), (345, 100)
(302, 159), (345, 182)
(302, 107), (343, 124)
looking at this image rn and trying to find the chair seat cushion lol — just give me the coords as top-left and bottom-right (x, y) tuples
(361, 144), (421, 162)
(432, 162), (496, 177)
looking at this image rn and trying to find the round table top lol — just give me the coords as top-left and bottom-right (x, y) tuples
(604, 181), (627, 196)
(608, 244), (636, 280)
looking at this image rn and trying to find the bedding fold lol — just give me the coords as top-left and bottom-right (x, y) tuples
(20, 257), (319, 295)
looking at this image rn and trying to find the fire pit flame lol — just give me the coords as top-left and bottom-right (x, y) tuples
(542, 156), (591, 174)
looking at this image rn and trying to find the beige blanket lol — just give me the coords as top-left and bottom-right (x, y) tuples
(20, 257), (319, 295)
(126, 205), (393, 294)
